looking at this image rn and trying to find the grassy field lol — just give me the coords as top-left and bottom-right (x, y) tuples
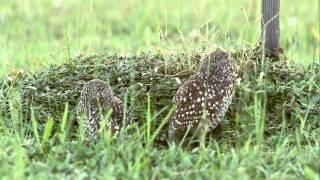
(0, 0), (319, 179)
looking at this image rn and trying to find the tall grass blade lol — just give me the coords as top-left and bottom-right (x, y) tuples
(42, 117), (54, 144)
(146, 95), (152, 145)
(149, 107), (174, 146)
(31, 108), (41, 150)
(59, 102), (69, 143)
(254, 93), (266, 148)
(99, 108), (113, 135)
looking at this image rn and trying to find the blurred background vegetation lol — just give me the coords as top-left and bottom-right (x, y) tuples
(0, 0), (319, 76)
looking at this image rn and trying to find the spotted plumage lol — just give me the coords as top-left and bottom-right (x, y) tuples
(168, 50), (237, 140)
(77, 79), (123, 138)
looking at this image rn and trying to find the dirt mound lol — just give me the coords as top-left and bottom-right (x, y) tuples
(1, 49), (319, 141)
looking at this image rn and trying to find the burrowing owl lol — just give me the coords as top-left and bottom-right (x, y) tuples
(77, 79), (123, 138)
(168, 50), (237, 140)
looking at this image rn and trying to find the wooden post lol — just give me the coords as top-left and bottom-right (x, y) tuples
(261, 0), (280, 56)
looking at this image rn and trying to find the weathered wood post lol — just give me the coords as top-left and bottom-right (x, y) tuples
(261, 0), (280, 56)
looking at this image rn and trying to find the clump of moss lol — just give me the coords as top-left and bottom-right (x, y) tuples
(1, 50), (319, 141)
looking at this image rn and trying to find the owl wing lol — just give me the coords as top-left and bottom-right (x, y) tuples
(110, 96), (124, 132)
(170, 74), (205, 131)
(170, 75), (231, 134)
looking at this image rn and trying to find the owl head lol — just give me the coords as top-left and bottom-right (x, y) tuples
(80, 79), (114, 107)
(199, 50), (237, 80)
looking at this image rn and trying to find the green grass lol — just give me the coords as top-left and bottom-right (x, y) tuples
(0, 0), (319, 179)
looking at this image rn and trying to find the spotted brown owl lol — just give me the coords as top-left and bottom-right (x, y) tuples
(77, 79), (123, 138)
(168, 50), (237, 141)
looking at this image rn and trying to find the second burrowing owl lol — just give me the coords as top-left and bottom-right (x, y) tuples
(77, 79), (123, 138)
(168, 50), (237, 140)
